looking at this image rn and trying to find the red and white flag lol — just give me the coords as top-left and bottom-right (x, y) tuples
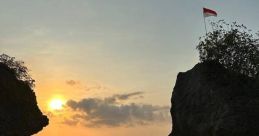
(203, 8), (217, 17)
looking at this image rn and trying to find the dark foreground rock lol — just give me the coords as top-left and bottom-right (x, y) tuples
(0, 63), (48, 135)
(169, 61), (259, 136)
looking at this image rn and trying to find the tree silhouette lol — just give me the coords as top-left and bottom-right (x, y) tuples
(197, 20), (259, 77)
(0, 54), (35, 87)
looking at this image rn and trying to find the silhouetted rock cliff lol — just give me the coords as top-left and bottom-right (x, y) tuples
(169, 61), (259, 136)
(0, 63), (48, 135)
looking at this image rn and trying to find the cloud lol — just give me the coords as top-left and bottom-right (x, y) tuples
(66, 80), (79, 86)
(114, 91), (143, 100)
(85, 84), (103, 92)
(65, 80), (110, 92)
(104, 91), (143, 103)
(66, 92), (170, 127)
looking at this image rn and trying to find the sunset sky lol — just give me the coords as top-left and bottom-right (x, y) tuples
(0, 0), (259, 136)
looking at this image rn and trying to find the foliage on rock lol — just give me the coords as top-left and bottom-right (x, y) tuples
(197, 20), (259, 77)
(0, 54), (35, 87)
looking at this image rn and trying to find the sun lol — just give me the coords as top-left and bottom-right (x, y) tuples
(48, 98), (64, 111)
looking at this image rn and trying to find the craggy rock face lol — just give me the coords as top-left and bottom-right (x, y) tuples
(0, 63), (48, 135)
(169, 61), (259, 136)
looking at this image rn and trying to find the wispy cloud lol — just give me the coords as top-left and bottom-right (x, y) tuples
(65, 80), (110, 92)
(66, 92), (170, 127)
(66, 80), (79, 86)
(104, 91), (143, 103)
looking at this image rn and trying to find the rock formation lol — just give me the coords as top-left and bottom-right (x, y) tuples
(169, 61), (259, 136)
(0, 63), (48, 135)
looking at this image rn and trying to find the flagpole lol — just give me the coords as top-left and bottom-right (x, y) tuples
(203, 7), (217, 35)
(203, 15), (208, 35)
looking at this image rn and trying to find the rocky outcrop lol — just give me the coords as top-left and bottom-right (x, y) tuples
(169, 61), (259, 136)
(0, 63), (48, 135)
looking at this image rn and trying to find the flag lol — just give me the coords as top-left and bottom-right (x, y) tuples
(203, 8), (217, 17)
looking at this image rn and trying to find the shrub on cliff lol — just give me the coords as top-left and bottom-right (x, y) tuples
(197, 20), (259, 77)
(0, 54), (35, 87)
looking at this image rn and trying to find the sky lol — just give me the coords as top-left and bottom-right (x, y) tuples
(0, 0), (259, 136)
